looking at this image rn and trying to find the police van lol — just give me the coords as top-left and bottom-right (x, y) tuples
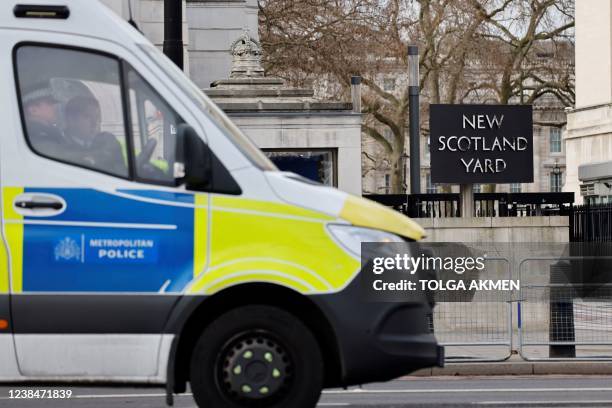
(0, 1), (442, 407)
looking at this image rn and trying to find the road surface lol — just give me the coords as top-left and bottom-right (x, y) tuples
(1, 376), (612, 407)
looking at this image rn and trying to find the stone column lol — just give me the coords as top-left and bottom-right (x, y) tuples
(565, 0), (612, 202)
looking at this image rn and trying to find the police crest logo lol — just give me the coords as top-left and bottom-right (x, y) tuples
(54, 236), (81, 262)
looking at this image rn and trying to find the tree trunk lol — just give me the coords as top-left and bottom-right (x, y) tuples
(390, 149), (404, 194)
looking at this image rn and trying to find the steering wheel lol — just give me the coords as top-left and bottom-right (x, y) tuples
(136, 138), (157, 169)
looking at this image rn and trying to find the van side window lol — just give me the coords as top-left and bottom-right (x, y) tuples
(127, 67), (184, 184)
(15, 46), (128, 178)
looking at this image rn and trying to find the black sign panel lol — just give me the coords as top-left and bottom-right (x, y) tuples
(430, 104), (533, 184)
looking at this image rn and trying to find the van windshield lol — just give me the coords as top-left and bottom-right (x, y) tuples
(137, 43), (277, 171)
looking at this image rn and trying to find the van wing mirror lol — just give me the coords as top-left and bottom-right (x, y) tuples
(176, 124), (241, 195)
(177, 124), (212, 190)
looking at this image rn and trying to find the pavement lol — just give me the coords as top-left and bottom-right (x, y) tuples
(2, 376), (612, 407)
(411, 354), (612, 376)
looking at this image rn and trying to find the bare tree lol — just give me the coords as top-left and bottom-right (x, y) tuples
(259, 0), (574, 193)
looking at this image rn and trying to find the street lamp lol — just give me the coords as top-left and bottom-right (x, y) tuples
(552, 160), (561, 193)
(553, 160), (561, 175)
(408, 45), (420, 194)
(163, 0), (183, 69)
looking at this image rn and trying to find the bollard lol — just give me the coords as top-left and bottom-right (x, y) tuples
(549, 260), (576, 358)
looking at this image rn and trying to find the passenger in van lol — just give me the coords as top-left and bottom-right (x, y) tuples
(22, 81), (64, 152)
(63, 95), (126, 175)
(64, 95), (101, 148)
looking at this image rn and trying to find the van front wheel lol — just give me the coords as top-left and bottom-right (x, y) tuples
(189, 305), (323, 408)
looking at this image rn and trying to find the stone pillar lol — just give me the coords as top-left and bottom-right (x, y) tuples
(460, 184), (474, 217)
(565, 0), (612, 202)
(575, 0), (612, 109)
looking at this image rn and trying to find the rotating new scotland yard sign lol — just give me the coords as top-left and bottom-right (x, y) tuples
(429, 104), (533, 184)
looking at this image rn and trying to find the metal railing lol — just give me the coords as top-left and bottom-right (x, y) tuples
(571, 203), (612, 242)
(365, 192), (574, 218)
(475, 192), (574, 217)
(409, 194), (460, 218)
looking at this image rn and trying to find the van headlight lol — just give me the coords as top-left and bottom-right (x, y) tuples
(327, 224), (404, 258)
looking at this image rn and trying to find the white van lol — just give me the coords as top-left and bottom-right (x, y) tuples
(0, 2), (442, 407)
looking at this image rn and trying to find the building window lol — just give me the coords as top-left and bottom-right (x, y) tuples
(384, 173), (391, 194)
(473, 184), (481, 193)
(550, 127), (562, 153)
(425, 136), (430, 161)
(383, 78), (395, 92)
(264, 149), (336, 187)
(550, 172), (563, 192)
(510, 183), (522, 193)
(426, 172), (437, 193)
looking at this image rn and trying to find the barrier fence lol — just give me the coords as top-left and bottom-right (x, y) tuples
(518, 257), (612, 361)
(431, 253), (612, 363)
(432, 257), (513, 362)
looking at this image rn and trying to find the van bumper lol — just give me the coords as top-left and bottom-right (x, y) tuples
(312, 278), (443, 385)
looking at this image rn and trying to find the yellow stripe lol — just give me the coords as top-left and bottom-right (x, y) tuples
(189, 259), (331, 293)
(0, 244), (7, 294)
(340, 195), (426, 240)
(3, 187), (24, 293)
(193, 194), (208, 278)
(0, 215), (7, 293)
(212, 196), (334, 220)
(204, 274), (312, 295)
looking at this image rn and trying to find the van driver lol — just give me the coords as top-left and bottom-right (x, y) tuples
(22, 81), (64, 153)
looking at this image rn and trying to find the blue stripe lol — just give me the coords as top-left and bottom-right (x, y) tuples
(22, 188), (195, 293)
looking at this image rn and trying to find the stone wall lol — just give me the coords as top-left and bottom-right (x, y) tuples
(419, 216), (569, 243)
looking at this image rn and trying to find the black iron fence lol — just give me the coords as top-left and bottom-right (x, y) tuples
(571, 203), (612, 242)
(365, 192), (574, 218)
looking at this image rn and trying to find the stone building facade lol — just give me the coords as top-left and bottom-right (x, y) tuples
(205, 34), (363, 195)
(565, 0), (612, 204)
(100, 0), (258, 89)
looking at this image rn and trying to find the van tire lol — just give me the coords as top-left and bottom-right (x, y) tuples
(189, 305), (323, 408)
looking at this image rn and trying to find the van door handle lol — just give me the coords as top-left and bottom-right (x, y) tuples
(12, 193), (66, 217)
(15, 200), (63, 210)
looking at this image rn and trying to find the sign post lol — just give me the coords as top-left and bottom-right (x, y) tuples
(460, 184), (474, 217)
(429, 104), (534, 217)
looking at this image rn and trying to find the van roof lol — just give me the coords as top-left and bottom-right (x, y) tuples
(1, 0), (146, 48)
